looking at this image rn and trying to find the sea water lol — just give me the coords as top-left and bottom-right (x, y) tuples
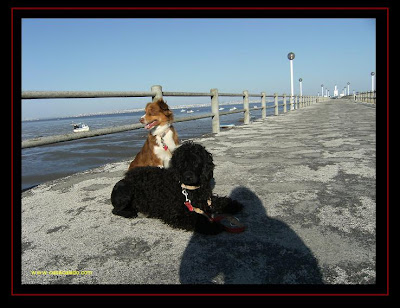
(21, 101), (281, 190)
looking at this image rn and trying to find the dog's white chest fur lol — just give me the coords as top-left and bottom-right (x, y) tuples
(152, 126), (177, 168)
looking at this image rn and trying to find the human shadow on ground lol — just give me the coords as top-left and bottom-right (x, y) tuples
(179, 186), (323, 284)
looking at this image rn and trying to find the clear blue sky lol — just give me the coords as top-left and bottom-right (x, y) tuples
(21, 18), (376, 119)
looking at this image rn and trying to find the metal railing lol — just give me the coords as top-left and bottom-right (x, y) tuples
(354, 91), (376, 104)
(22, 85), (326, 148)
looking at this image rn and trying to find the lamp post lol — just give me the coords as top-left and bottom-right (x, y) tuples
(321, 84), (324, 97)
(347, 82), (350, 96)
(371, 72), (375, 92)
(288, 52), (295, 110)
(299, 78), (303, 97)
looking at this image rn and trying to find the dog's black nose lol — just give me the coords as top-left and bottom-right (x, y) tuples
(182, 171), (197, 185)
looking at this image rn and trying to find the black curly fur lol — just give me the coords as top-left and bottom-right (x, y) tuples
(111, 141), (243, 235)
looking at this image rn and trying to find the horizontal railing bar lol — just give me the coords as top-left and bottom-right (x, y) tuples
(218, 93), (277, 97)
(22, 91), (155, 99)
(22, 113), (218, 149)
(174, 113), (214, 122)
(21, 85), (325, 149)
(21, 102), (293, 148)
(22, 123), (144, 149)
(22, 90), (290, 100)
(218, 93), (244, 97)
(218, 109), (246, 116)
(162, 92), (211, 97)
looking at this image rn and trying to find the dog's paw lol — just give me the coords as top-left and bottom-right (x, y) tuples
(111, 207), (138, 218)
(212, 196), (243, 214)
(110, 179), (137, 218)
(228, 199), (244, 214)
(194, 219), (224, 235)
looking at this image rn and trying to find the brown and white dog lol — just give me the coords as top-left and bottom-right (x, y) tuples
(128, 99), (179, 170)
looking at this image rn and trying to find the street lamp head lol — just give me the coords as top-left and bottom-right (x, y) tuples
(371, 72), (375, 76)
(299, 78), (302, 82)
(287, 52), (295, 60)
(321, 84), (324, 87)
(347, 82), (350, 85)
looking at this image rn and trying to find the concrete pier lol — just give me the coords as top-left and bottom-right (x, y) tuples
(21, 99), (376, 285)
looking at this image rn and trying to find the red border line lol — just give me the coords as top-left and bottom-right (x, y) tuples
(12, 6), (389, 297)
(11, 7), (389, 11)
(10, 6), (14, 297)
(386, 6), (390, 295)
(11, 293), (390, 297)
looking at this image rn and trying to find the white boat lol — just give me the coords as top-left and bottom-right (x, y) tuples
(220, 124), (235, 128)
(186, 110), (194, 113)
(229, 107), (237, 111)
(219, 107), (225, 111)
(180, 109), (186, 112)
(72, 123), (90, 133)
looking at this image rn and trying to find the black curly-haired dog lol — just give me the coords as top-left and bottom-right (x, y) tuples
(111, 141), (243, 234)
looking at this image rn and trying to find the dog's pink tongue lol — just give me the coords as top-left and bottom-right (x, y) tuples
(145, 121), (156, 130)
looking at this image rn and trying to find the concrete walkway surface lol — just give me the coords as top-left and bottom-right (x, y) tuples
(21, 99), (376, 285)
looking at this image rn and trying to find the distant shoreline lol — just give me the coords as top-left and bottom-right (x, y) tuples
(22, 99), (268, 122)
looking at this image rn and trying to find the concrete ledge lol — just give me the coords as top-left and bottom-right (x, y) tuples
(21, 100), (376, 285)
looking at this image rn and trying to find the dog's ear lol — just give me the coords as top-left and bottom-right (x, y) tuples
(157, 99), (173, 119)
(200, 148), (215, 184)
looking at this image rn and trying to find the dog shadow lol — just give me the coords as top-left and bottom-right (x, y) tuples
(179, 186), (323, 284)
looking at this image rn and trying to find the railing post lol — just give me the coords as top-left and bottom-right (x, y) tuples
(290, 95), (294, 111)
(243, 90), (250, 124)
(274, 93), (279, 115)
(261, 92), (266, 119)
(151, 85), (163, 101)
(210, 88), (220, 134)
(283, 94), (287, 113)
